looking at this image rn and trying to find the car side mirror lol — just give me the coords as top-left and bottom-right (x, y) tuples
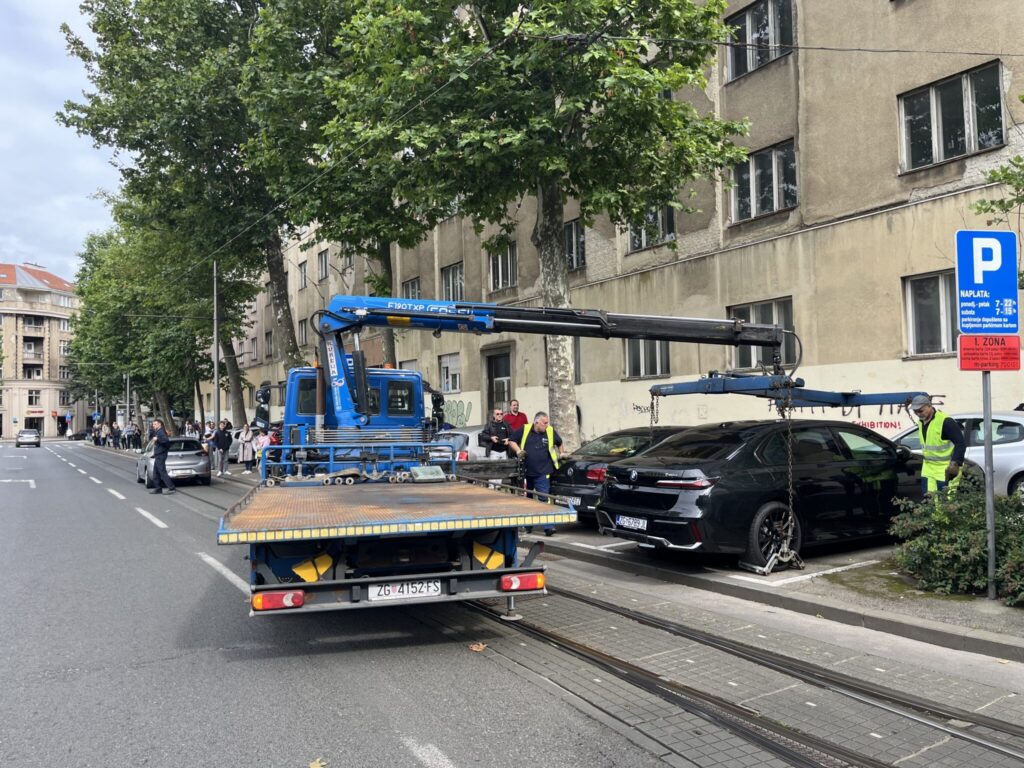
(896, 445), (912, 463)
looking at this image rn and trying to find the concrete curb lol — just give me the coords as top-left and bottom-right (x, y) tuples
(541, 539), (1024, 663)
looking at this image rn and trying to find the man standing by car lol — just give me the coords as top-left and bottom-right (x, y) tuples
(212, 420), (233, 477)
(507, 411), (563, 536)
(147, 418), (176, 495)
(502, 399), (528, 435)
(479, 408), (512, 457)
(912, 394), (967, 493)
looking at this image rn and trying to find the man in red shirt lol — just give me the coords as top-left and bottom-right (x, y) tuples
(502, 399), (528, 434)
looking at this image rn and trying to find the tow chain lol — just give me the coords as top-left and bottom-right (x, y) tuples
(648, 391), (659, 444)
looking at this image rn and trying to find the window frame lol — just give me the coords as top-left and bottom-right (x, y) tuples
(298, 261), (308, 289)
(297, 319), (308, 347)
(731, 140), (797, 223)
(628, 205), (676, 253)
(28, 389), (41, 406)
(729, 297), (796, 369)
(439, 352), (461, 393)
(726, 0), (793, 82)
(904, 270), (958, 356)
(623, 338), (670, 379)
(402, 277), (422, 300)
(441, 262), (465, 302)
(489, 242), (518, 292)
(564, 219), (586, 271)
(317, 249), (329, 282)
(899, 62), (1005, 173)
(264, 330), (274, 359)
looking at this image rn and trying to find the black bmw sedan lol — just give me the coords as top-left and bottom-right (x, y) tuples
(597, 420), (932, 567)
(549, 426), (688, 524)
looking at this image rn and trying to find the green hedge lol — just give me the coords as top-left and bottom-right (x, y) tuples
(890, 478), (1024, 606)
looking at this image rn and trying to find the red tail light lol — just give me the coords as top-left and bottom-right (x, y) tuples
(656, 478), (716, 489)
(585, 467), (607, 482)
(457, 450), (469, 461)
(500, 572), (546, 591)
(252, 590), (305, 611)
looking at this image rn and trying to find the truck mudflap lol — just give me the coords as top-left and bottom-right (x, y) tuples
(248, 565), (547, 615)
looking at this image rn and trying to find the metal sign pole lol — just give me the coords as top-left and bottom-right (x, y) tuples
(983, 371), (996, 599)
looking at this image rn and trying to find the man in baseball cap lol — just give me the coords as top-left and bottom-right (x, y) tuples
(911, 395), (966, 493)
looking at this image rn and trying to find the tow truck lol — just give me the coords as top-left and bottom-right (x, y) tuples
(217, 296), (785, 615)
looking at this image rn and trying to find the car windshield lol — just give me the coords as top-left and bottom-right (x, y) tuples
(577, 433), (654, 458)
(169, 439), (202, 452)
(641, 429), (744, 461)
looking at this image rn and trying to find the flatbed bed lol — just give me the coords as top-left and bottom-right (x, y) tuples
(218, 480), (575, 545)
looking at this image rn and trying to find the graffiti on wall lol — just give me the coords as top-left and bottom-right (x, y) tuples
(443, 400), (473, 428)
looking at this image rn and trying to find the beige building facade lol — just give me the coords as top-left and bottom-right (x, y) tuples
(205, 2), (1024, 439)
(0, 264), (88, 439)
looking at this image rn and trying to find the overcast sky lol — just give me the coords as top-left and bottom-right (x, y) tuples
(0, 0), (119, 284)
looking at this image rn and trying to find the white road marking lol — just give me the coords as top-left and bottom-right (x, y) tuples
(196, 552), (249, 594)
(68, 463), (76, 467)
(975, 692), (1018, 712)
(893, 736), (951, 765)
(402, 739), (459, 768)
(77, 469), (87, 475)
(2, 455), (27, 459)
(0, 479), (36, 488)
(729, 560), (880, 587)
(135, 507), (168, 529)
(108, 489), (126, 500)
(569, 542), (624, 554)
(739, 683), (800, 706)
(89, 476), (102, 484)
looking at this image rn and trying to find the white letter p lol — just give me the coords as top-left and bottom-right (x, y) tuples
(973, 237), (1003, 284)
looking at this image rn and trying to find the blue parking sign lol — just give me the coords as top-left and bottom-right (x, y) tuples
(956, 230), (1019, 334)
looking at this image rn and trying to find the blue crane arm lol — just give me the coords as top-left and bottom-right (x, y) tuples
(650, 373), (925, 408)
(319, 296), (785, 347)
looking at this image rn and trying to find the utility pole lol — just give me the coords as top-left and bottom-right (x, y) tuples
(213, 259), (220, 430)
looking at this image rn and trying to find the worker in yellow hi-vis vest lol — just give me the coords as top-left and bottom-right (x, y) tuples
(911, 394), (967, 494)
(507, 411), (564, 536)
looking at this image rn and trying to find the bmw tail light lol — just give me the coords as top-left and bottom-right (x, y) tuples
(656, 478), (716, 489)
(252, 590), (305, 611)
(585, 468), (607, 483)
(499, 572), (546, 591)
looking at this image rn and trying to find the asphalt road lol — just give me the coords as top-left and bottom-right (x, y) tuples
(0, 441), (663, 768)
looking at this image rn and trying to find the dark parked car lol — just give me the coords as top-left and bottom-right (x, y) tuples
(597, 420), (974, 567)
(549, 426), (689, 523)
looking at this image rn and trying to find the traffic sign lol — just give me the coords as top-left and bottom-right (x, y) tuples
(958, 334), (1021, 371)
(956, 230), (1019, 334)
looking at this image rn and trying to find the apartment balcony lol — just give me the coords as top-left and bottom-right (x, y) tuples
(22, 351), (43, 361)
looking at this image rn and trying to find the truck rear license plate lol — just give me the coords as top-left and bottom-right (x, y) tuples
(616, 515), (647, 531)
(367, 579), (443, 602)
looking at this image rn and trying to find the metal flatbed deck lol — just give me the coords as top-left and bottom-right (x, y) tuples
(218, 481), (575, 544)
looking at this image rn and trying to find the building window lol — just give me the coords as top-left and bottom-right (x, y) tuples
(727, 0), (792, 81)
(730, 297), (796, 368)
(318, 249), (329, 281)
(732, 141), (797, 222)
(342, 252), (354, 271)
(298, 261), (308, 289)
(298, 319), (308, 346)
(901, 63), (1004, 171)
(628, 206), (675, 252)
(28, 390), (41, 406)
(625, 339), (670, 378)
(265, 283), (273, 306)
(59, 339), (70, 356)
(402, 278), (421, 300)
(565, 219), (586, 270)
(439, 353), (461, 393)
(54, 294), (74, 308)
(441, 262), (464, 302)
(59, 318), (71, 332)
(905, 271), (958, 355)
(205, 392), (211, 409)
(264, 331), (274, 358)
(59, 390), (71, 407)
(489, 242), (517, 291)
(399, 359), (419, 372)
(59, 366), (71, 380)
(248, 386), (255, 409)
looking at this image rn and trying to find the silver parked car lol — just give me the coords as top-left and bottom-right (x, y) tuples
(892, 411), (1024, 495)
(136, 437), (211, 487)
(15, 429), (41, 448)
(433, 426), (514, 462)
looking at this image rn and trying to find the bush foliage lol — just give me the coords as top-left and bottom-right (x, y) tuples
(890, 479), (1024, 605)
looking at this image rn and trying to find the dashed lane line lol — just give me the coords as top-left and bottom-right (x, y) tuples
(89, 476), (102, 484)
(401, 739), (459, 768)
(196, 552), (248, 594)
(76, 469), (87, 475)
(108, 489), (126, 500)
(135, 507), (168, 529)
(68, 463), (76, 467)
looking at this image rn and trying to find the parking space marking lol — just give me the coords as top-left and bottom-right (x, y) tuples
(108, 489), (126, 500)
(0, 479), (36, 488)
(402, 739), (458, 768)
(739, 683), (800, 706)
(89, 476), (102, 484)
(569, 542), (624, 554)
(2, 455), (27, 459)
(136, 507), (168, 529)
(892, 736), (951, 766)
(196, 552), (248, 594)
(728, 559), (879, 587)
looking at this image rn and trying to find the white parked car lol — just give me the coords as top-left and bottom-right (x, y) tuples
(892, 411), (1024, 495)
(433, 426), (513, 462)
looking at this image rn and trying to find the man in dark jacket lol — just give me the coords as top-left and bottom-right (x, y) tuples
(212, 420), (233, 477)
(148, 418), (176, 494)
(479, 408), (512, 457)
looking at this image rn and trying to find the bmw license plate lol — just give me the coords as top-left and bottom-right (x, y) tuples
(567, 496), (582, 506)
(367, 579), (443, 602)
(615, 514), (647, 531)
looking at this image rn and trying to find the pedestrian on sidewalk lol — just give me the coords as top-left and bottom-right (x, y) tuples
(212, 420), (233, 476)
(506, 411), (563, 536)
(911, 394), (966, 494)
(502, 399), (529, 435)
(480, 407), (512, 457)
(238, 423), (256, 474)
(147, 418), (176, 495)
